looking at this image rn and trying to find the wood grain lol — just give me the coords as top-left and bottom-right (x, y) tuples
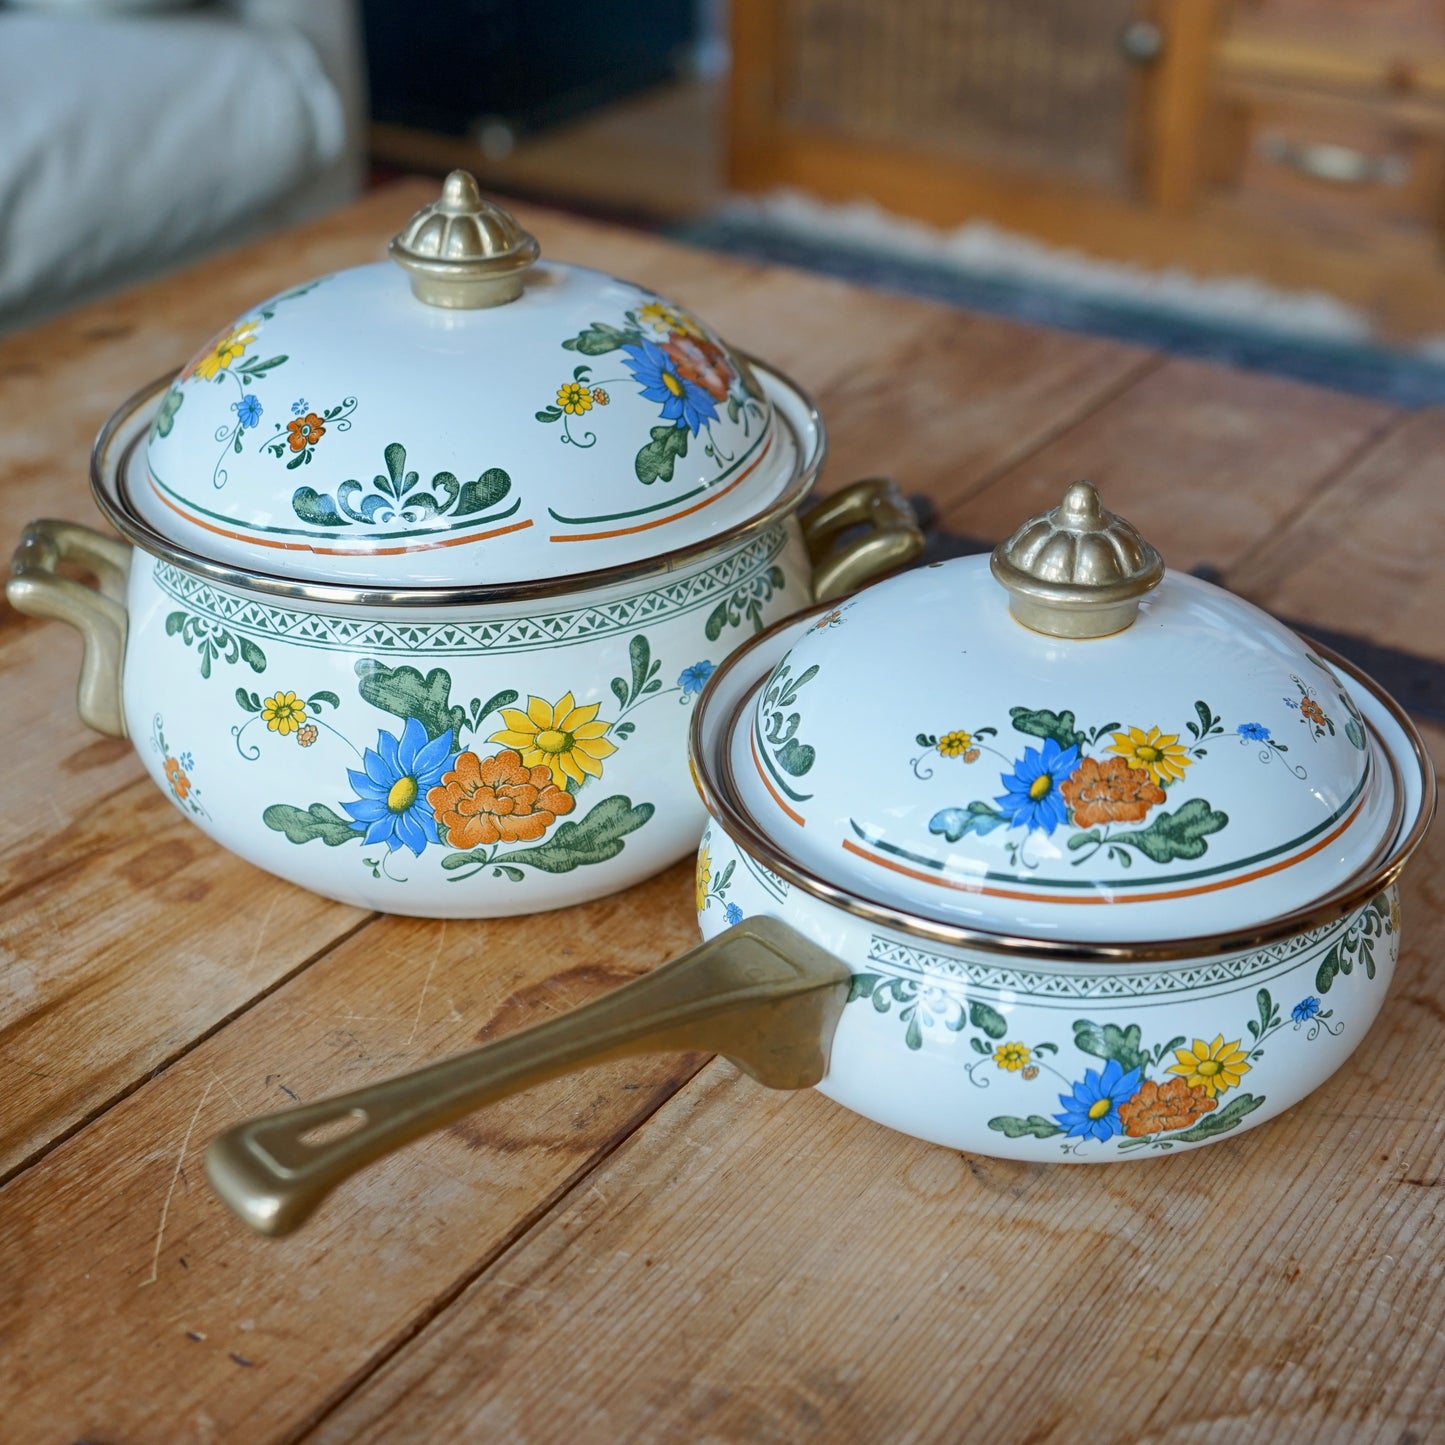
(308, 734), (1445, 1445)
(0, 865), (705, 1442)
(0, 179), (1438, 1443)
(941, 356), (1397, 573)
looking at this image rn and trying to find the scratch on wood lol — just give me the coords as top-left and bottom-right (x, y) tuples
(141, 1078), (214, 1288)
(246, 894), (281, 974)
(406, 920), (446, 1047)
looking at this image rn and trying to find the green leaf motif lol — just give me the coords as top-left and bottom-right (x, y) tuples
(293, 444), (514, 529)
(443, 795), (654, 875)
(355, 660), (464, 743)
(263, 802), (359, 846)
(1010, 707), (1086, 751)
(929, 802), (1008, 842)
(1072, 1019), (1149, 1074)
(969, 1000), (1008, 1040)
(1109, 798), (1228, 864)
(703, 566), (786, 641)
(149, 386), (184, 440)
(562, 321), (639, 356)
(1167, 1093), (1265, 1143)
(635, 424), (689, 484)
(988, 1115), (1065, 1140)
(774, 738), (816, 777)
(847, 973), (884, 1004)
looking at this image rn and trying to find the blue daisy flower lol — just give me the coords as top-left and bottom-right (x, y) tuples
(341, 716), (455, 856)
(678, 660), (715, 696)
(1053, 1059), (1141, 1142)
(622, 339), (718, 435)
(1237, 722), (1270, 741)
(1292, 996), (1321, 1023)
(723, 901), (744, 926)
(995, 737), (1080, 834)
(234, 393), (262, 429)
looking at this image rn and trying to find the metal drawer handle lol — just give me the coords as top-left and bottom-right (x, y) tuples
(1257, 134), (1409, 188)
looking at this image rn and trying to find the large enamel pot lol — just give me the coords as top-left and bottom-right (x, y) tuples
(203, 486), (1433, 1235)
(6, 176), (921, 918)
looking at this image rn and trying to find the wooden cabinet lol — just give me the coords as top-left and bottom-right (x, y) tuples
(729, 0), (1445, 336)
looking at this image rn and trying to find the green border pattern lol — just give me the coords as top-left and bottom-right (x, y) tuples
(862, 900), (1392, 1001)
(151, 524), (791, 656)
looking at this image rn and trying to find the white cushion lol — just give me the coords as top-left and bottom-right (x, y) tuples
(0, 9), (352, 327)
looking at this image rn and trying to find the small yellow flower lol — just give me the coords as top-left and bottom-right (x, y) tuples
(191, 322), (258, 381)
(557, 381), (593, 415)
(489, 691), (618, 789)
(938, 730), (980, 762)
(696, 845), (711, 913)
(994, 1042), (1030, 1072)
(1108, 725), (1192, 787)
(1167, 1035), (1251, 1098)
(261, 690), (306, 735)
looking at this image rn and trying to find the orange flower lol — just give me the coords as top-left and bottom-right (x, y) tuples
(163, 756), (191, 801)
(296, 724), (318, 747)
(286, 412), (326, 452)
(1118, 1077), (1216, 1138)
(1301, 697), (1327, 726)
(1061, 755), (1165, 829)
(662, 335), (733, 402)
(427, 748), (575, 850)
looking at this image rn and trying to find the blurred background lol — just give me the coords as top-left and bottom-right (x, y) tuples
(5, 0), (1445, 402)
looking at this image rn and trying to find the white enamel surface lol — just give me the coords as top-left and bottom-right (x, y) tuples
(136, 261), (792, 586)
(732, 562), (1394, 942)
(124, 522), (812, 917)
(696, 821), (1401, 1162)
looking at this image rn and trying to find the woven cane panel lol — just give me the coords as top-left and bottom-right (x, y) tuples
(782, 0), (1142, 189)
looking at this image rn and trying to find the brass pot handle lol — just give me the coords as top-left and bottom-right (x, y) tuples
(802, 477), (924, 602)
(7, 519), (131, 738)
(205, 918), (850, 1237)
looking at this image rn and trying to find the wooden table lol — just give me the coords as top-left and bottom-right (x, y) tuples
(2, 181), (1442, 1444)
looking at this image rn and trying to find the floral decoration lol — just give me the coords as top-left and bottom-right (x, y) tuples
(261, 690), (306, 736)
(489, 691), (618, 789)
(995, 738), (1079, 834)
(678, 660), (716, 698)
(1107, 725), (1193, 787)
(536, 301), (765, 483)
(1054, 1059), (1141, 1142)
(260, 647), (660, 885)
(428, 748), (575, 848)
(152, 715), (208, 820)
(1060, 755), (1165, 828)
(1117, 1078), (1216, 1137)
(342, 716), (456, 857)
(1166, 1034), (1251, 1098)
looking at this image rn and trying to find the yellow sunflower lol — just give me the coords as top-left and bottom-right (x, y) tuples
(556, 381), (593, 415)
(1108, 725), (1192, 787)
(190, 321), (258, 381)
(489, 691), (617, 789)
(695, 845), (711, 913)
(261, 690), (306, 735)
(993, 1042), (1030, 1072)
(637, 300), (703, 339)
(1167, 1035), (1251, 1098)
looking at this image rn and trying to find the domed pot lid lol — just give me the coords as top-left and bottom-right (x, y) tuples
(718, 483), (1407, 944)
(119, 173), (809, 590)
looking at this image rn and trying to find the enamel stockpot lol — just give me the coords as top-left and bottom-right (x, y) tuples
(204, 484), (1432, 1236)
(7, 173), (922, 918)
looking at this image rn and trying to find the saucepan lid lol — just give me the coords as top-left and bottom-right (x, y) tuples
(701, 483), (1426, 948)
(112, 173), (810, 592)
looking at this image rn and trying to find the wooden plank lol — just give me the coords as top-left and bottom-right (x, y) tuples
(940, 355), (1399, 574)
(1226, 406), (1445, 658)
(0, 779), (369, 1180)
(0, 863), (705, 1442)
(307, 730), (1445, 1445)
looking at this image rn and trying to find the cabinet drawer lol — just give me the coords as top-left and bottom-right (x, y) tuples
(1206, 84), (1445, 239)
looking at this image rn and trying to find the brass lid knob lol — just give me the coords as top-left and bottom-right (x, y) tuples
(389, 171), (539, 309)
(990, 481), (1164, 639)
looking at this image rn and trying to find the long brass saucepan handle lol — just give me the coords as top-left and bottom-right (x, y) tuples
(205, 919), (850, 1238)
